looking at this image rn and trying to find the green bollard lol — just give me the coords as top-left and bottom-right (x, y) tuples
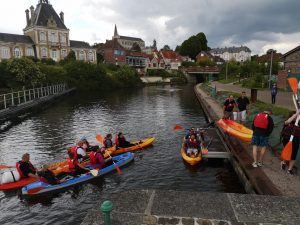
(101, 200), (113, 225)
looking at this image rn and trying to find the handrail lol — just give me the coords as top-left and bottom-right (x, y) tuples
(0, 84), (67, 110)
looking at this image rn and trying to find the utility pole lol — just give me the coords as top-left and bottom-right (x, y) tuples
(225, 61), (228, 80)
(268, 50), (273, 88)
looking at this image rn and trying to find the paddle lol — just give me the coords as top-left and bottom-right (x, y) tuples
(201, 136), (213, 155)
(95, 134), (121, 175)
(0, 165), (15, 170)
(90, 169), (99, 176)
(281, 78), (300, 160)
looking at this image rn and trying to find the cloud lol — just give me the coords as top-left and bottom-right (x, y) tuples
(0, 0), (299, 55)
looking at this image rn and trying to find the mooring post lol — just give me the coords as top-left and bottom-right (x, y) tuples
(100, 200), (113, 225)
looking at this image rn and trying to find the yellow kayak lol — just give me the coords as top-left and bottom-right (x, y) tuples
(180, 144), (202, 166)
(217, 119), (253, 143)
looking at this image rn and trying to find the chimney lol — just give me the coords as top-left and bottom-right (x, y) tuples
(60, 11), (64, 23)
(25, 9), (30, 25)
(30, 6), (35, 25)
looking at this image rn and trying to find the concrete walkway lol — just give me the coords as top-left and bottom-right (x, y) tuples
(81, 190), (300, 225)
(210, 81), (294, 110)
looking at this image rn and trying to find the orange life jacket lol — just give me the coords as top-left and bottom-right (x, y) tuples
(254, 113), (269, 129)
(89, 152), (98, 164)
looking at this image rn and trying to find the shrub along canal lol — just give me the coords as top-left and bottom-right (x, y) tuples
(0, 84), (244, 225)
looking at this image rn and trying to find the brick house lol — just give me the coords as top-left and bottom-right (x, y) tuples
(278, 45), (300, 89)
(98, 39), (126, 65)
(196, 51), (224, 65)
(159, 50), (182, 70)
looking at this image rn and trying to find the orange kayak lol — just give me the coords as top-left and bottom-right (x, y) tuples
(217, 119), (253, 143)
(50, 137), (155, 175)
(180, 144), (202, 166)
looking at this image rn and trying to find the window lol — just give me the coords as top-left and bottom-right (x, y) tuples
(61, 49), (67, 58)
(26, 48), (34, 56)
(1, 47), (10, 58)
(60, 34), (66, 43)
(88, 51), (94, 62)
(50, 32), (57, 42)
(40, 32), (46, 41)
(52, 49), (57, 60)
(79, 51), (85, 60)
(41, 48), (47, 58)
(114, 49), (124, 56)
(14, 47), (22, 58)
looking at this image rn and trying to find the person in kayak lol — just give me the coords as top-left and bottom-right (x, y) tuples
(185, 134), (200, 156)
(185, 127), (196, 140)
(68, 140), (88, 163)
(103, 134), (114, 148)
(38, 165), (60, 185)
(16, 153), (38, 178)
(89, 147), (112, 169)
(116, 132), (135, 148)
(67, 152), (90, 176)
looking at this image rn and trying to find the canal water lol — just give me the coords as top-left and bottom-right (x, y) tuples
(0, 84), (244, 225)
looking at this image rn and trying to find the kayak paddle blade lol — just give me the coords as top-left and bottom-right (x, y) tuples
(96, 134), (104, 143)
(288, 78), (298, 94)
(281, 142), (292, 161)
(174, 124), (183, 130)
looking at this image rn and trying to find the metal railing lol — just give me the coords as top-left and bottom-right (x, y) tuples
(0, 84), (66, 110)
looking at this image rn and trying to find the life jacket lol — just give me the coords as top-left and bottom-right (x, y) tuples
(225, 99), (235, 111)
(188, 138), (199, 148)
(89, 152), (98, 164)
(68, 146), (78, 160)
(253, 113), (269, 129)
(103, 138), (113, 148)
(67, 158), (78, 172)
(115, 135), (119, 146)
(16, 161), (36, 178)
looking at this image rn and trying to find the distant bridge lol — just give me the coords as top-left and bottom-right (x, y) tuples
(183, 66), (220, 83)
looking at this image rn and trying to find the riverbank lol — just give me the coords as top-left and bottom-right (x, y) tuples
(195, 83), (300, 196)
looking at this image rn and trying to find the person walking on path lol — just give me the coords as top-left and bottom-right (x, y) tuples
(251, 109), (274, 167)
(271, 83), (278, 104)
(223, 95), (237, 120)
(280, 110), (300, 175)
(236, 91), (250, 124)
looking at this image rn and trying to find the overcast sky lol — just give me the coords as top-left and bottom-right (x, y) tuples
(1, 0), (299, 55)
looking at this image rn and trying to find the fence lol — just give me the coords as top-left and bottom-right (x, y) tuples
(0, 84), (66, 110)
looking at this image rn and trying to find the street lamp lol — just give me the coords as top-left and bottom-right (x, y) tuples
(268, 49), (274, 88)
(115, 57), (118, 66)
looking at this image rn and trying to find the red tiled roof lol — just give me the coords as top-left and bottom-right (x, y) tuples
(160, 50), (178, 59)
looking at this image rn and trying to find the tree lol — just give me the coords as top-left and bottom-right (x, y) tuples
(175, 45), (181, 52)
(161, 45), (171, 51)
(179, 32), (208, 59)
(152, 39), (157, 49)
(65, 50), (76, 61)
(131, 42), (141, 52)
(7, 57), (45, 86)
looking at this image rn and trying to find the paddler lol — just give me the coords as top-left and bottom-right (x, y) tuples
(89, 147), (112, 169)
(16, 153), (38, 178)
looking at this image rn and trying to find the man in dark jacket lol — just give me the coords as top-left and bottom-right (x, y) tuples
(251, 109), (274, 167)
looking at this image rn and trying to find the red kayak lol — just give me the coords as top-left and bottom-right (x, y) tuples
(0, 177), (38, 191)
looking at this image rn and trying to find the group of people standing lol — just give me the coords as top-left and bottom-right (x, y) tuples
(222, 89), (298, 176)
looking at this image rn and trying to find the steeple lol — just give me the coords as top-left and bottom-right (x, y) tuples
(113, 24), (120, 39)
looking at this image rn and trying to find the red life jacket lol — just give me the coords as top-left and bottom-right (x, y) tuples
(115, 135), (119, 146)
(254, 113), (269, 129)
(89, 152), (98, 164)
(68, 146), (78, 160)
(188, 138), (199, 148)
(16, 161), (36, 178)
(67, 158), (78, 172)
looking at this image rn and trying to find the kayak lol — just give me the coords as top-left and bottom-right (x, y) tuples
(105, 137), (155, 156)
(217, 119), (253, 143)
(0, 177), (38, 191)
(181, 144), (202, 166)
(22, 152), (134, 197)
(50, 137), (154, 175)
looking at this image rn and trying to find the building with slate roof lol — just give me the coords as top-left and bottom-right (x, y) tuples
(112, 24), (145, 50)
(210, 46), (251, 62)
(0, 0), (96, 62)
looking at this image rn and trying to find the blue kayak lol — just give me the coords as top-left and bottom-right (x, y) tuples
(22, 152), (134, 197)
